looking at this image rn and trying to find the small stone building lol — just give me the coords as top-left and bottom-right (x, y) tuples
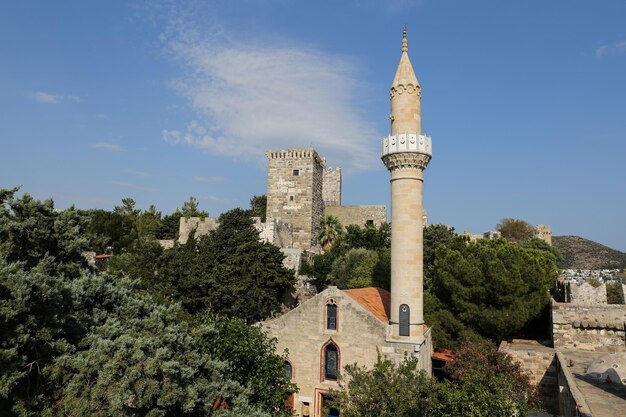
(262, 287), (432, 417)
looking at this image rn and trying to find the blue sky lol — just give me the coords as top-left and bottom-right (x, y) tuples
(1, 0), (625, 251)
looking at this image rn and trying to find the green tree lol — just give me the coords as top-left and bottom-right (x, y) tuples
(496, 218), (535, 242)
(318, 215), (343, 251)
(181, 196), (208, 218)
(135, 204), (162, 241)
(113, 197), (141, 218)
(423, 224), (459, 290)
(250, 195), (267, 222)
(157, 210), (183, 240)
(122, 208), (295, 322)
(430, 238), (557, 345)
(83, 209), (137, 253)
(328, 248), (379, 289)
(199, 315), (296, 415)
(331, 354), (439, 417)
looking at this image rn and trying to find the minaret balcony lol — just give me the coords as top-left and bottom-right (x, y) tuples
(381, 133), (432, 158)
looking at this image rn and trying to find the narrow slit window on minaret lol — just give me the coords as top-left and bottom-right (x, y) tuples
(293, 169), (300, 176)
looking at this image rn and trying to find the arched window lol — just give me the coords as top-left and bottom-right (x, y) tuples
(284, 361), (293, 379)
(326, 303), (337, 330)
(399, 304), (410, 336)
(324, 342), (339, 381)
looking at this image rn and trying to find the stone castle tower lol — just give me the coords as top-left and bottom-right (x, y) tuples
(381, 28), (432, 340)
(265, 148), (326, 250)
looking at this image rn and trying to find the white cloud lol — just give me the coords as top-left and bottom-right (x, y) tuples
(193, 175), (227, 183)
(596, 40), (626, 57)
(160, 16), (380, 171)
(111, 181), (158, 192)
(91, 142), (126, 152)
(199, 194), (239, 205)
(96, 113), (109, 119)
(34, 91), (61, 104)
(126, 169), (150, 178)
(32, 91), (83, 104)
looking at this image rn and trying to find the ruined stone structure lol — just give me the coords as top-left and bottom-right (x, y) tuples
(322, 166), (341, 207)
(266, 148), (325, 250)
(178, 216), (219, 245)
(535, 224), (552, 245)
(324, 205), (387, 228)
(263, 29), (433, 417)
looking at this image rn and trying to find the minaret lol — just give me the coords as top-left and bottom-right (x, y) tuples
(381, 27), (432, 339)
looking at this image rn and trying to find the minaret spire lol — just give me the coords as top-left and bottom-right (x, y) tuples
(402, 25), (408, 52)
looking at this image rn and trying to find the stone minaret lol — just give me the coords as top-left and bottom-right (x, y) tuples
(381, 27), (432, 339)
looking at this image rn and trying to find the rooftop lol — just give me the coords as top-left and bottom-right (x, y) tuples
(342, 287), (390, 323)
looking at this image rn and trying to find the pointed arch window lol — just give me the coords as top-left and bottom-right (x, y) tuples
(324, 342), (339, 381)
(284, 361), (293, 379)
(326, 299), (337, 330)
(399, 304), (410, 336)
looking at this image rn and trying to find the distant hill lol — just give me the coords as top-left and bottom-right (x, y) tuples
(552, 235), (626, 270)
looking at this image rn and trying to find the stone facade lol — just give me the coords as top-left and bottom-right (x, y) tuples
(322, 167), (341, 207)
(323, 205), (387, 228)
(551, 299), (626, 352)
(535, 224), (552, 245)
(266, 148), (325, 250)
(570, 282), (608, 304)
(262, 287), (432, 417)
(178, 216), (219, 245)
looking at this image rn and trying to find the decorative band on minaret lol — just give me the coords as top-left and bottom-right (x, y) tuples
(381, 27), (432, 339)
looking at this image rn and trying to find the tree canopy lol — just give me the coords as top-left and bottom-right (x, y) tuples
(496, 218), (536, 242)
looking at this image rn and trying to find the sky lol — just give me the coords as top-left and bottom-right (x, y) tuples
(1, 0), (625, 251)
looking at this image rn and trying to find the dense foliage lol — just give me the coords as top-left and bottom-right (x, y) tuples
(332, 339), (537, 417)
(427, 237), (558, 346)
(113, 208), (295, 322)
(496, 218), (536, 242)
(0, 189), (293, 416)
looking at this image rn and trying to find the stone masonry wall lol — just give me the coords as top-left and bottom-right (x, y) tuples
(551, 299), (626, 352)
(570, 282), (607, 304)
(499, 340), (558, 413)
(178, 217), (219, 244)
(324, 205), (387, 228)
(266, 148), (325, 250)
(322, 167), (341, 207)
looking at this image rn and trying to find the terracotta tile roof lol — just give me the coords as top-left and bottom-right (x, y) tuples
(342, 287), (391, 323)
(94, 254), (113, 259)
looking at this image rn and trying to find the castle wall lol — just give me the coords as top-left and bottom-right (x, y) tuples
(266, 148), (325, 250)
(324, 205), (387, 228)
(322, 167), (341, 207)
(178, 217), (219, 244)
(551, 299), (626, 352)
(535, 224), (552, 245)
(570, 282), (607, 304)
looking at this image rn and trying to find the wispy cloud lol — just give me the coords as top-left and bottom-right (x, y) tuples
(111, 181), (158, 192)
(91, 142), (126, 152)
(32, 91), (83, 104)
(96, 113), (109, 119)
(199, 194), (239, 205)
(159, 9), (380, 171)
(193, 175), (227, 183)
(126, 169), (150, 178)
(596, 40), (626, 57)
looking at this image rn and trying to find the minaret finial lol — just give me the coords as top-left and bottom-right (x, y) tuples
(402, 25), (408, 52)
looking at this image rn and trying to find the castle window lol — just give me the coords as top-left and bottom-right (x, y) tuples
(399, 304), (410, 336)
(284, 361), (293, 379)
(289, 195), (294, 201)
(326, 303), (337, 330)
(324, 342), (339, 381)
(366, 219), (374, 226)
(293, 169), (300, 176)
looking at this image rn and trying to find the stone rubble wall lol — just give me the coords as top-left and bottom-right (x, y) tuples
(499, 341), (558, 413)
(178, 216), (219, 245)
(570, 282), (607, 304)
(322, 167), (341, 207)
(551, 299), (626, 352)
(555, 352), (593, 417)
(324, 205), (387, 228)
(254, 217), (294, 248)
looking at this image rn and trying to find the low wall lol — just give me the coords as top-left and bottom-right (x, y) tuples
(556, 352), (593, 417)
(551, 299), (626, 352)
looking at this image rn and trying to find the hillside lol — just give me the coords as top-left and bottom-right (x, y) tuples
(552, 235), (626, 270)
